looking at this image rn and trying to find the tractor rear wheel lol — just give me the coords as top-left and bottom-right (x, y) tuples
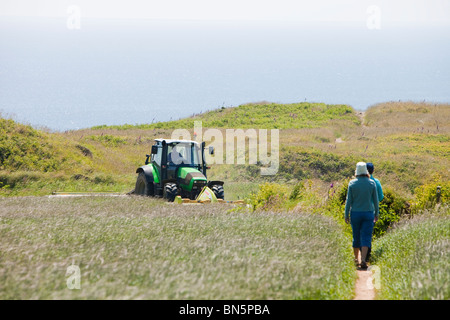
(134, 172), (154, 196)
(211, 184), (225, 200)
(163, 182), (178, 202)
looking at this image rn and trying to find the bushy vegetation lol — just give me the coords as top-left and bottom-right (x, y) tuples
(372, 209), (450, 300)
(247, 179), (425, 242)
(412, 176), (449, 213)
(279, 146), (356, 182)
(373, 189), (410, 238)
(247, 183), (291, 212)
(0, 118), (151, 195)
(0, 118), (60, 172)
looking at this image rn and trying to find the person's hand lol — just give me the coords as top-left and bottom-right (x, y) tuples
(345, 217), (350, 224)
(374, 216), (379, 223)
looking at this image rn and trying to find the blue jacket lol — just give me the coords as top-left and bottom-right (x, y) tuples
(344, 176), (379, 219)
(370, 175), (384, 202)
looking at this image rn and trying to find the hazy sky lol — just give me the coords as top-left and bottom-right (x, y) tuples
(1, 0), (449, 25)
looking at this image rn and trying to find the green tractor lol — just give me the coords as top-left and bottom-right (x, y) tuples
(133, 139), (224, 201)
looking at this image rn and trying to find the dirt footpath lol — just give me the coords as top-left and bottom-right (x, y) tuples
(353, 269), (376, 300)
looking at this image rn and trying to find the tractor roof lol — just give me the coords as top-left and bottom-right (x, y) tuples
(154, 139), (199, 145)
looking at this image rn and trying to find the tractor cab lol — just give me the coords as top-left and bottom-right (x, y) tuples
(149, 140), (203, 181)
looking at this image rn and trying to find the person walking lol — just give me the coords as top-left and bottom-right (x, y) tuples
(344, 162), (379, 269)
(367, 162), (384, 202)
(364, 162), (384, 262)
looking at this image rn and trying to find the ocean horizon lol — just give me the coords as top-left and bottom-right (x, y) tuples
(1, 17), (449, 131)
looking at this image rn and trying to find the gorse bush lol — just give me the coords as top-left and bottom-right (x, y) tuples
(323, 179), (409, 238)
(374, 189), (410, 238)
(290, 180), (326, 214)
(247, 181), (326, 213)
(248, 183), (290, 212)
(279, 147), (356, 182)
(0, 171), (46, 190)
(248, 180), (410, 239)
(289, 181), (304, 201)
(412, 176), (449, 213)
(0, 119), (60, 171)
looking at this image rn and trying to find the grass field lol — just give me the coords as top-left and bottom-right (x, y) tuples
(0, 196), (356, 300)
(372, 207), (449, 300)
(91, 102), (360, 130)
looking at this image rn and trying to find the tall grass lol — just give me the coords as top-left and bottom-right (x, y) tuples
(364, 101), (450, 131)
(372, 207), (450, 300)
(0, 196), (356, 299)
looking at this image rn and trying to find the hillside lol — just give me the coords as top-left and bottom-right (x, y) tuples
(0, 101), (449, 199)
(91, 102), (361, 130)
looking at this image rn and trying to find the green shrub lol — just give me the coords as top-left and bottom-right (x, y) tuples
(279, 147), (356, 182)
(92, 174), (115, 185)
(0, 171), (46, 189)
(331, 180), (410, 238)
(248, 180), (330, 216)
(373, 188), (410, 238)
(0, 118), (60, 171)
(291, 180), (326, 214)
(248, 183), (290, 212)
(289, 181), (304, 201)
(412, 176), (449, 213)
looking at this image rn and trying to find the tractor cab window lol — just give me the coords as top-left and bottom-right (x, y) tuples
(152, 145), (162, 166)
(167, 143), (201, 166)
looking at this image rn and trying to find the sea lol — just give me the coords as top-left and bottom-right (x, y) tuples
(1, 17), (449, 131)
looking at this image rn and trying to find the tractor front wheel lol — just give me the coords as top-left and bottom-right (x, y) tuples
(211, 184), (225, 200)
(163, 183), (178, 202)
(134, 172), (154, 196)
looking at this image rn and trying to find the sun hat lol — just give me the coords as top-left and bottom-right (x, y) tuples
(366, 162), (374, 174)
(355, 162), (369, 176)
